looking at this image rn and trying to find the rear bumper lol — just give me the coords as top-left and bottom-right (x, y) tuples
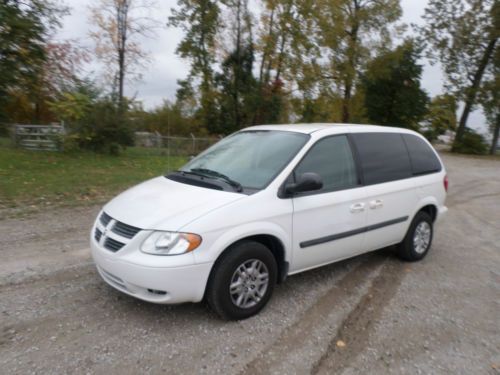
(91, 241), (213, 304)
(436, 205), (448, 223)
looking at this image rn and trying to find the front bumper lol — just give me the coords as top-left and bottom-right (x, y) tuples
(91, 240), (213, 304)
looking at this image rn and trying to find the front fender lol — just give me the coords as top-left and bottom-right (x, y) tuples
(192, 221), (292, 266)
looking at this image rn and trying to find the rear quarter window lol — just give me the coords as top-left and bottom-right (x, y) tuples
(351, 132), (412, 185)
(402, 134), (442, 175)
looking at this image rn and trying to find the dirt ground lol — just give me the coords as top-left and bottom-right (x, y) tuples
(1, 153), (499, 375)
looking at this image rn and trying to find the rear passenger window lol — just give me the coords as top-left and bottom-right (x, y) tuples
(351, 133), (411, 185)
(402, 134), (442, 175)
(294, 135), (358, 192)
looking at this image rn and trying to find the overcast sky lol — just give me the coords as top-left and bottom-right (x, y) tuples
(58, 0), (487, 133)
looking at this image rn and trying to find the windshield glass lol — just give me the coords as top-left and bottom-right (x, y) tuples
(180, 131), (309, 190)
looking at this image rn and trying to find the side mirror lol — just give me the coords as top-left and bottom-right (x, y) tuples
(285, 172), (323, 195)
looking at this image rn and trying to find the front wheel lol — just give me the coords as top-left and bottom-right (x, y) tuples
(397, 211), (434, 262)
(206, 241), (277, 320)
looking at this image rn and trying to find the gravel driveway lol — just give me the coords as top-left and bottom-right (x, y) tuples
(1, 153), (499, 374)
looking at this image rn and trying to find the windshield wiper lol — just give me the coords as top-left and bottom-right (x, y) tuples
(190, 168), (243, 192)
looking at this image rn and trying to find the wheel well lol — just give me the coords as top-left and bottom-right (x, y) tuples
(217, 235), (288, 284)
(419, 204), (437, 222)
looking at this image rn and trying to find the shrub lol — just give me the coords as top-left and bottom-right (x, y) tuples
(70, 99), (134, 155)
(452, 128), (488, 155)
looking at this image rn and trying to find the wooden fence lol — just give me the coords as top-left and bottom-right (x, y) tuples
(14, 124), (65, 151)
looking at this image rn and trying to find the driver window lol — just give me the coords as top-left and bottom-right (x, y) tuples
(294, 135), (358, 192)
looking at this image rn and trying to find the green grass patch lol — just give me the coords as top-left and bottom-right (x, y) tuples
(0, 136), (12, 148)
(0, 138), (187, 212)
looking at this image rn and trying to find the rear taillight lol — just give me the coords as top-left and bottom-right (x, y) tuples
(444, 174), (449, 192)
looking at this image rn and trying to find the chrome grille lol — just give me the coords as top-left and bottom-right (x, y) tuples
(104, 237), (125, 252)
(95, 228), (102, 242)
(100, 212), (112, 226)
(112, 221), (141, 239)
(95, 212), (142, 253)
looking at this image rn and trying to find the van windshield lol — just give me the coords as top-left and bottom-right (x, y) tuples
(178, 130), (309, 190)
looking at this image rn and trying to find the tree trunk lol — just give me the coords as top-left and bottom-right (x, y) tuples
(341, 0), (360, 124)
(116, 1), (129, 112)
(452, 37), (498, 151)
(490, 114), (500, 155)
(234, 0), (242, 128)
(118, 48), (125, 109)
(342, 81), (352, 123)
(258, 6), (275, 85)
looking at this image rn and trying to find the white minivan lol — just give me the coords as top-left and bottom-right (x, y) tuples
(91, 124), (448, 319)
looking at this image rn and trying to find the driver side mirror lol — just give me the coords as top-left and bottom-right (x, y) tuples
(285, 172), (323, 195)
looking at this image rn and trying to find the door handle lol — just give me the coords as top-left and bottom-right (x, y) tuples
(350, 202), (365, 213)
(369, 199), (383, 209)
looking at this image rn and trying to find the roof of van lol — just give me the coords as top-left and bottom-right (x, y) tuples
(241, 123), (418, 135)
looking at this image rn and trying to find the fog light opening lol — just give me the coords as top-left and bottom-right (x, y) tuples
(147, 289), (167, 296)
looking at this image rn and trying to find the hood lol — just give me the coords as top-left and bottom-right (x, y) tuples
(103, 176), (245, 230)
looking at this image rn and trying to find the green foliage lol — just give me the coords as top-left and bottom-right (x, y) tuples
(361, 41), (429, 130)
(315, 0), (403, 122)
(0, 0), (67, 122)
(49, 92), (93, 123)
(253, 79), (286, 124)
(168, 0), (220, 129)
(252, 0), (303, 125)
(215, 44), (258, 133)
(423, 94), (457, 142)
(131, 100), (208, 136)
(452, 128), (488, 155)
(0, 1), (44, 121)
(71, 99), (134, 155)
(421, 0), (497, 101)
(421, 0), (498, 148)
(49, 82), (134, 155)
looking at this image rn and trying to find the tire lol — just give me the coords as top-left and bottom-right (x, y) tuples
(397, 211), (434, 262)
(206, 241), (277, 320)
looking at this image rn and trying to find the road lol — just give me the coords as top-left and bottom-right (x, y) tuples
(1, 153), (499, 374)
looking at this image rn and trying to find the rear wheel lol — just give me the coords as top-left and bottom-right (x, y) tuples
(206, 241), (277, 320)
(397, 211), (433, 261)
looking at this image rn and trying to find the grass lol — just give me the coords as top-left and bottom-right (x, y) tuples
(0, 138), (187, 214)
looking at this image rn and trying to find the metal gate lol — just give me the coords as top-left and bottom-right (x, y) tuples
(14, 124), (65, 151)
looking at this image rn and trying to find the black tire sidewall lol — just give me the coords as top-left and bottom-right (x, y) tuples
(400, 212), (434, 261)
(207, 241), (277, 320)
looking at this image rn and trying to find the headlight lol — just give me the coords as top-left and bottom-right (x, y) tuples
(140, 231), (202, 255)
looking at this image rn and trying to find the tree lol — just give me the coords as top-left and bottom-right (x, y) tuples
(479, 48), (499, 154)
(133, 100), (207, 136)
(421, 0), (499, 151)
(168, 0), (220, 131)
(215, 0), (256, 132)
(49, 80), (100, 124)
(5, 40), (89, 124)
(361, 41), (429, 130)
(315, 0), (402, 123)
(252, 0), (296, 124)
(424, 94), (458, 142)
(216, 44), (257, 133)
(0, 0), (66, 121)
(89, 0), (158, 109)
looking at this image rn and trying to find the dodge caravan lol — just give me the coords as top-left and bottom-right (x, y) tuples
(90, 124), (448, 320)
